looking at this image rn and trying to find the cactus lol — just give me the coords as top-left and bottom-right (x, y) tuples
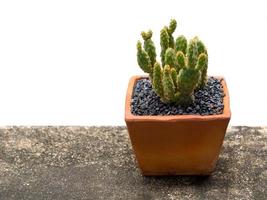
(176, 51), (186, 71)
(196, 53), (208, 89)
(160, 27), (170, 66)
(167, 19), (177, 48)
(141, 30), (157, 66)
(136, 41), (152, 75)
(152, 62), (164, 97)
(175, 35), (187, 54)
(162, 65), (175, 102)
(164, 48), (178, 70)
(137, 19), (208, 105)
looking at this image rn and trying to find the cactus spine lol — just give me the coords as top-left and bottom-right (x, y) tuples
(137, 19), (208, 105)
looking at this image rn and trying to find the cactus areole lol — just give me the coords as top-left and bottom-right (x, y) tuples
(137, 19), (208, 106)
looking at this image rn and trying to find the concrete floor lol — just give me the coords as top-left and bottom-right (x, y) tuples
(0, 126), (266, 200)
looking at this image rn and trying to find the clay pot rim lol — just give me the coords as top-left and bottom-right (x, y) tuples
(125, 75), (231, 122)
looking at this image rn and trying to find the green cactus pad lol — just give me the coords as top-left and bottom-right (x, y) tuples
(178, 68), (200, 95)
(160, 27), (170, 66)
(176, 51), (186, 72)
(137, 41), (152, 74)
(195, 37), (207, 55)
(187, 38), (198, 69)
(152, 62), (164, 98)
(196, 53), (208, 89)
(175, 35), (187, 54)
(168, 19), (177, 34)
(141, 30), (157, 66)
(170, 68), (178, 89)
(141, 30), (152, 40)
(164, 48), (177, 69)
(162, 65), (175, 102)
(167, 19), (177, 48)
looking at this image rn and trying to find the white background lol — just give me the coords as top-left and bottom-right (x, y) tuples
(0, 0), (267, 126)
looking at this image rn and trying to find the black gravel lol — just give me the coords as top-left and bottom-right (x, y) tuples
(131, 77), (224, 116)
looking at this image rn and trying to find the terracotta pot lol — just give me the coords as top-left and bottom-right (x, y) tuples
(125, 76), (231, 176)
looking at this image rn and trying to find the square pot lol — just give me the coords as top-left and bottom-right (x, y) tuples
(125, 76), (231, 176)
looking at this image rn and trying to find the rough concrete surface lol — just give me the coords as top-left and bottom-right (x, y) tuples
(0, 126), (266, 200)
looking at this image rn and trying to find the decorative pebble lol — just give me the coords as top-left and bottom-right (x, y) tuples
(131, 77), (224, 116)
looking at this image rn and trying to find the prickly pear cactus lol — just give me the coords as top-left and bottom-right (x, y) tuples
(136, 19), (208, 105)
